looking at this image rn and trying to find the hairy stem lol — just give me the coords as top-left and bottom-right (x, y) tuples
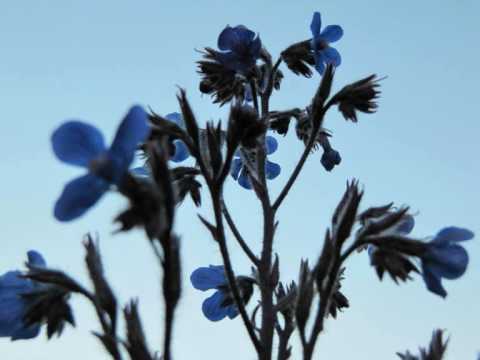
(221, 199), (260, 265)
(211, 187), (263, 354)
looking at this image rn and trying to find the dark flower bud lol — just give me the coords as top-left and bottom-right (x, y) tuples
(281, 40), (315, 78)
(369, 247), (419, 283)
(321, 148), (341, 171)
(22, 286), (75, 339)
(123, 300), (154, 360)
(332, 74), (382, 122)
(295, 260), (314, 335)
(397, 329), (448, 360)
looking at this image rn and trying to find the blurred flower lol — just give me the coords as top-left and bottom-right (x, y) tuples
(164, 112), (190, 162)
(367, 214), (415, 258)
(420, 227), (474, 298)
(52, 105), (150, 221)
(190, 265), (254, 322)
(216, 25), (262, 74)
(309, 12), (343, 75)
(230, 136), (281, 189)
(0, 251), (46, 340)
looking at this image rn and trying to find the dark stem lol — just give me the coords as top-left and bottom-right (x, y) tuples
(211, 186), (263, 354)
(259, 195), (276, 360)
(304, 240), (364, 359)
(261, 58), (282, 116)
(221, 199), (260, 265)
(250, 78), (260, 114)
(272, 101), (333, 211)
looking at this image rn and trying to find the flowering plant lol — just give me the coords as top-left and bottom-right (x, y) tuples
(1, 11), (474, 360)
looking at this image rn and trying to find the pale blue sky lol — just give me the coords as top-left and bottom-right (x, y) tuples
(1, 1), (479, 359)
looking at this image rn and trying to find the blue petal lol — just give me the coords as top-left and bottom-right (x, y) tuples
(109, 105), (150, 178)
(165, 112), (183, 127)
(170, 140), (189, 162)
(0, 296), (28, 337)
(0, 271), (32, 292)
(421, 263), (447, 298)
(202, 291), (229, 321)
(54, 174), (109, 222)
(218, 26), (236, 50)
(310, 12), (322, 38)
(250, 35), (262, 58)
(323, 47), (342, 67)
(51, 121), (106, 167)
(230, 158), (243, 180)
(314, 53), (326, 74)
(11, 324), (41, 341)
(234, 26), (256, 45)
(426, 245), (469, 279)
(226, 305), (239, 319)
(265, 136), (278, 155)
(321, 149), (341, 171)
(27, 251), (46, 268)
(320, 25), (344, 43)
(238, 168), (252, 189)
(190, 265), (226, 291)
(397, 215), (415, 235)
(433, 227), (474, 245)
(265, 160), (281, 180)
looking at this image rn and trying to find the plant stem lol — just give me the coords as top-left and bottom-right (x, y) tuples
(211, 186), (263, 354)
(221, 199), (260, 265)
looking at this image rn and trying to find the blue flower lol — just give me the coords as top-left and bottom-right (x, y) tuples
(164, 112), (190, 162)
(52, 105), (150, 221)
(230, 136), (281, 190)
(310, 12), (343, 75)
(0, 251), (46, 340)
(321, 148), (341, 171)
(190, 265), (239, 321)
(421, 227), (474, 298)
(216, 25), (262, 74)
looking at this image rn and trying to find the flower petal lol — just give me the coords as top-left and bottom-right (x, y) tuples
(109, 105), (150, 177)
(226, 305), (239, 319)
(238, 168), (252, 189)
(230, 158), (243, 180)
(54, 174), (109, 222)
(202, 291), (229, 321)
(426, 245), (469, 280)
(265, 160), (281, 180)
(170, 140), (190, 162)
(310, 12), (322, 38)
(27, 251), (46, 268)
(11, 324), (41, 341)
(218, 26), (236, 50)
(321, 149), (341, 171)
(165, 112), (183, 127)
(250, 35), (262, 58)
(314, 53), (326, 75)
(0, 271), (31, 292)
(265, 136), (278, 155)
(323, 47), (342, 67)
(190, 265), (226, 291)
(433, 227), (474, 244)
(320, 25), (344, 43)
(51, 121), (106, 167)
(397, 215), (415, 234)
(421, 262), (447, 298)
